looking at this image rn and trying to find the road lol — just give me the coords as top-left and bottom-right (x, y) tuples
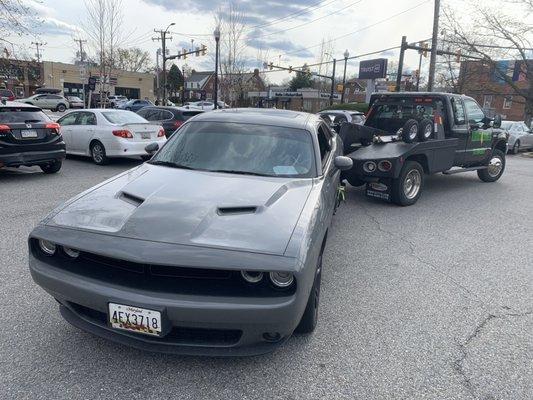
(1, 155), (532, 400)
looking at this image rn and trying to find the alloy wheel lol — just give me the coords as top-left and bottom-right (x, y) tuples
(403, 169), (422, 199)
(487, 156), (503, 177)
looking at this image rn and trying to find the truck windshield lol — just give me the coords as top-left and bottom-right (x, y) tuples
(366, 97), (443, 133)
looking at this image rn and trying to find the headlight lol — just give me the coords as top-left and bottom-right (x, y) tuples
(269, 271), (294, 288)
(363, 161), (377, 173)
(378, 160), (392, 172)
(241, 270), (264, 283)
(38, 239), (56, 256)
(63, 247), (80, 259)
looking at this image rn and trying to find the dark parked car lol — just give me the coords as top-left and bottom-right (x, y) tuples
(0, 88), (16, 101)
(28, 109), (353, 356)
(137, 106), (204, 137)
(120, 99), (154, 112)
(0, 102), (65, 173)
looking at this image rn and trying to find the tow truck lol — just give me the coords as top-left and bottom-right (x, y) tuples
(340, 92), (508, 206)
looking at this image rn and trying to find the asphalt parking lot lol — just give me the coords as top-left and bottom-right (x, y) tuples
(1, 155), (532, 400)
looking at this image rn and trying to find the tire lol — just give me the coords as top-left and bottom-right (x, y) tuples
(40, 160), (62, 174)
(90, 141), (109, 165)
(295, 247), (324, 334)
(477, 149), (505, 182)
(418, 119), (433, 141)
(511, 141), (520, 155)
(402, 119), (419, 143)
(56, 104), (66, 112)
(391, 160), (424, 206)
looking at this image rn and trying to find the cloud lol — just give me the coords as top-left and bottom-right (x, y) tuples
(39, 17), (78, 36)
(246, 38), (313, 58)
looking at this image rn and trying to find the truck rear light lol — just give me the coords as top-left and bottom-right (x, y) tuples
(378, 160), (392, 172)
(363, 161), (377, 173)
(45, 122), (61, 134)
(112, 129), (133, 138)
(157, 127), (165, 137)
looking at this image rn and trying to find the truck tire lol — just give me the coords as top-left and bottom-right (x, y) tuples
(402, 119), (419, 143)
(392, 160), (424, 206)
(418, 119), (433, 141)
(477, 149), (505, 182)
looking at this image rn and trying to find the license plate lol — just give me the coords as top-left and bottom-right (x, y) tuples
(21, 129), (38, 138)
(108, 303), (162, 336)
(141, 132), (151, 139)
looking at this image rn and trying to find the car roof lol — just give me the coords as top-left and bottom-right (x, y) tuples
(142, 106), (204, 112)
(190, 108), (316, 130)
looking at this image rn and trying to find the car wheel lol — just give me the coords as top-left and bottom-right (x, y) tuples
(402, 119), (419, 143)
(295, 248), (323, 334)
(478, 149), (505, 182)
(40, 160), (62, 174)
(57, 104), (66, 112)
(417, 119), (433, 141)
(90, 141), (109, 165)
(391, 160), (424, 206)
(512, 141), (520, 154)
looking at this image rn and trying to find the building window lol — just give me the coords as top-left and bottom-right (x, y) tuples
(503, 96), (513, 109)
(483, 95), (493, 109)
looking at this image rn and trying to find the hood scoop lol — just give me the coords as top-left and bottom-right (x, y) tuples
(217, 206), (258, 216)
(119, 191), (145, 207)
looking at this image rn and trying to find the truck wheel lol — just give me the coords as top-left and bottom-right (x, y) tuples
(295, 248), (323, 334)
(402, 119), (419, 143)
(392, 160), (424, 206)
(418, 119), (433, 141)
(478, 149), (505, 182)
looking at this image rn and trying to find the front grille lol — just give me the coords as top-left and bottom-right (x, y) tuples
(69, 302), (242, 346)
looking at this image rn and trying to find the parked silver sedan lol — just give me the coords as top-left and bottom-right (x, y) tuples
(28, 109), (352, 356)
(503, 120), (533, 154)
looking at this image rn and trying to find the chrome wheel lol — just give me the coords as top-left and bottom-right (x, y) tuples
(403, 169), (422, 199)
(487, 156), (503, 177)
(92, 144), (104, 164)
(512, 141), (520, 154)
(423, 124), (432, 139)
(408, 125), (418, 141)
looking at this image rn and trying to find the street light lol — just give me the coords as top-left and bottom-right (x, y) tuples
(162, 22), (175, 105)
(341, 49), (349, 104)
(213, 25), (221, 109)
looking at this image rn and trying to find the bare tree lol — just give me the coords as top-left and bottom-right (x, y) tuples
(0, 0), (42, 37)
(442, 0), (533, 125)
(115, 48), (153, 72)
(315, 37), (334, 92)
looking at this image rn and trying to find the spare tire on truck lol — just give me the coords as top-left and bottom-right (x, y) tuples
(418, 118), (433, 141)
(402, 119), (419, 143)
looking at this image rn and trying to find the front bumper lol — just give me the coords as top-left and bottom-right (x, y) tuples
(0, 148), (66, 167)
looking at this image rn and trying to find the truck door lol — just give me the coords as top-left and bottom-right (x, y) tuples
(464, 98), (493, 165)
(449, 97), (469, 165)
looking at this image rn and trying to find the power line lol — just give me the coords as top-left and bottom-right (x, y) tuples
(31, 41), (46, 62)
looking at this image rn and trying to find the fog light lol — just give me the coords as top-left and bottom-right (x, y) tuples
(378, 160), (392, 172)
(63, 247), (80, 259)
(38, 239), (56, 256)
(363, 161), (377, 173)
(241, 270), (264, 283)
(269, 271), (294, 288)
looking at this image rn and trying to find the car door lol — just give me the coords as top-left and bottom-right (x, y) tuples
(516, 123), (533, 148)
(316, 123), (339, 231)
(449, 97), (470, 165)
(71, 111), (97, 154)
(463, 98), (492, 165)
(56, 112), (79, 150)
(31, 94), (47, 107)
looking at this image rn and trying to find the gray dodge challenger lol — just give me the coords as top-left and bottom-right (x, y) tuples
(28, 108), (353, 356)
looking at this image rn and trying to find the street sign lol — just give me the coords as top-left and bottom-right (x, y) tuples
(359, 58), (388, 80)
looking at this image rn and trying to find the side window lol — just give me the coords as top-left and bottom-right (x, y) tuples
(464, 99), (485, 124)
(58, 113), (78, 126)
(136, 108), (148, 118)
(317, 124), (332, 166)
(160, 110), (174, 120)
(451, 98), (466, 125)
(77, 112), (96, 125)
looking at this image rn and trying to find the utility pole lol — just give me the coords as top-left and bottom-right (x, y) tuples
(155, 48), (161, 103)
(74, 38), (87, 63)
(31, 42), (46, 62)
(330, 58), (336, 106)
(396, 36), (407, 92)
(152, 23), (174, 105)
(427, 0), (440, 92)
(74, 38), (88, 106)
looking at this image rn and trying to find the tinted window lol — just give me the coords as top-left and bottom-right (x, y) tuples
(102, 111), (148, 124)
(464, 99), (485, 124)
(181, 111), (203, 121)
(317, 124), (331, 164)
(451, 98), (466, 125)
(77, 112), (96, 125)
(0, 89), (14, 97)
(0, 108), (51, 123)
(57, 113), (78, 126)
(136, 108), (149, 118)
(151, 122), (316, 178)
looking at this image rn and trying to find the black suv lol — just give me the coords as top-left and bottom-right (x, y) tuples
(0, 102), (66, 173)
(137, 106), (203, 137)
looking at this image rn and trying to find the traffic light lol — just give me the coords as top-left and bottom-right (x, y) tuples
(455, 50), (461, 63)
(201, 45), (207, 56)
(195, 47), (200, 57)
(414, 69), (419, 78)
(422, 42), (429, 57)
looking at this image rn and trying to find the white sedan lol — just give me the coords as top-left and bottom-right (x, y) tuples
(56, 109), (167, 165)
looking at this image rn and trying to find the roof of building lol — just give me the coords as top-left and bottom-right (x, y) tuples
(187, 71), (214, 83)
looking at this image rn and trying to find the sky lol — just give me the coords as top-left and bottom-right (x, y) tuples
(2, 0), (527, 85)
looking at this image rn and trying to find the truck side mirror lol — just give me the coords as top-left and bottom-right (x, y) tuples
(493, 114), (502, 129)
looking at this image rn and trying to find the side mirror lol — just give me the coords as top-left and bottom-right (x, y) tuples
(334, 156), (353, 171)
(493, 114), (502, 129)
(144, 142), (159, 154)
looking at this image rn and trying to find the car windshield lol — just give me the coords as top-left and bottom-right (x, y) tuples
(0, 108), (50, 123)
(151, 121), (316, 178)
(500, 121), (513, 130)
(102, 111), (148, 124)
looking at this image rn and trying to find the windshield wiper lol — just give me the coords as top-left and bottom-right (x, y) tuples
(208, 169), (274, 177)
(148, 160), (196, 170)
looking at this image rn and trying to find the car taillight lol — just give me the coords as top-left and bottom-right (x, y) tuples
(0, 124), (11, 132)
(157, 127), (165, 137)
(45, 122), (61, 134)
(8, 96), (15, 101)
(112, 130), (133, 139)
(173, 120), (183, 128)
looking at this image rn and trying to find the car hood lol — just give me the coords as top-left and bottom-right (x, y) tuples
(47, 164), (313, 255)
